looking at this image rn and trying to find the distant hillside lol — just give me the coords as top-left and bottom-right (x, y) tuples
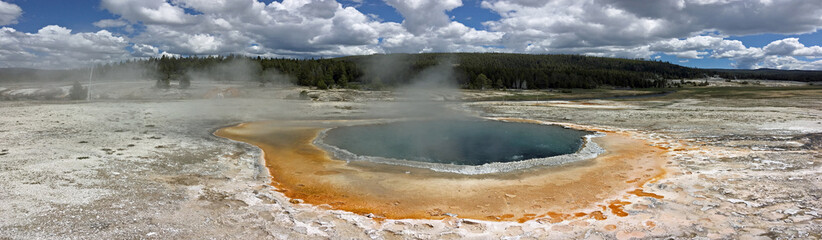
(709, 68), (822, 82)
(340, 53), (701, 89)
(2, 53), (821, 89)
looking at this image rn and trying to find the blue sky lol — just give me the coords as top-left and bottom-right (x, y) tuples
(1, 0), (822, 69)
(8, 0), (103, 32)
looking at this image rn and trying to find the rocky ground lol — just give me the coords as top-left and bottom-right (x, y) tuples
(468, 95), (822, 239)
(0, 80), (820, 239)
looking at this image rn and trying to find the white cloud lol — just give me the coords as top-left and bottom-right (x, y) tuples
(384, 0), (462, 35)
(752, 56), (822, 70)
(763, 38), (822, 56)
(376, 0), (503, 53)
(649, 35), (822, 69)
(478, 0), (684, 58)
(102, 0), (195, 25)
(475, 0), (822, 67)
(479, 0), (822, 59)
(132, 43), (161, 57)
(650, 35), (746, 59)
(0, 26), (131, 68)
(0, 0), (22, 25)
(100, 0), (504, 57)
(310, 6), (380, 45)
(106, 0), (389, 56)
(3, 0), (822, 70)
(93, 19), (129, 28)
(599, 0), (822, 35)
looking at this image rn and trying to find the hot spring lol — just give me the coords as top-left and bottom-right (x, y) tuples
(315, 119), (603, 174)
(214, 118), (668, 221)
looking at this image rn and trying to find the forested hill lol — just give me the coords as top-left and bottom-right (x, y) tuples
(340, 53), (700, 89)
(710, 68), (822, 82)
(2, 53), (821, 89)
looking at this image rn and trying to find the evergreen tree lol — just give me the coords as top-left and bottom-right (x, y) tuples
(494, 78), (504, 89)
(156, 78), (170, 89)
(316, 79), (328, 90)
(179, 75), (191, 89)
(475, 73), (491, 89)
(69, 81), (88, 100)
(337, 74), (348, 88)
(66, 53), (772, 91)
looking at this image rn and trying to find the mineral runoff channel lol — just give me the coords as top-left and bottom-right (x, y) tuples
(214, 118), (668, 223)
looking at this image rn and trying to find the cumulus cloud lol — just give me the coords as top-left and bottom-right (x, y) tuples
(481, 0), (678, 55)
(102, 0), (503, 57)
(750, 56), (822, 70)
(763, 38), (822, 56)
(648, 35), (822, 69)
(109, 0), (387, 56)
(2, 0), (822, 69)
(0, 0), (22, 25)
(384, 0), (462, 35)
(102, 0), (195, 25)
(0, 26), (131, 68)
(374, 0), (503, 53)
(478, 0), (822, 69)
(93, 19), (128, 28)
(479, 0), (822, 59)
(650, 36), (746, 59)
(599, 0), (822, 35)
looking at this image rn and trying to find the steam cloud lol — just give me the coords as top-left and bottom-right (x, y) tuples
(359, 54), (468, 120)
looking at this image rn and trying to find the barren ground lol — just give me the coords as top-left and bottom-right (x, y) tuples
(0, 80), (820, 239)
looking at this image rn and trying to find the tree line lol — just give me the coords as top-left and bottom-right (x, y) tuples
(3, 53), (821, 89)
(143, 53), (697, 89)
(710, 68), (822, 82)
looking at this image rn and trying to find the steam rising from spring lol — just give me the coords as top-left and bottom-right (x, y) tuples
(359, 54), (466, 119)
(398, 56), (460, 102)
(178, 58), (292, 86)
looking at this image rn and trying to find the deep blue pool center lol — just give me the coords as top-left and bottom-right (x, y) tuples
(321, 119), (589, 166)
